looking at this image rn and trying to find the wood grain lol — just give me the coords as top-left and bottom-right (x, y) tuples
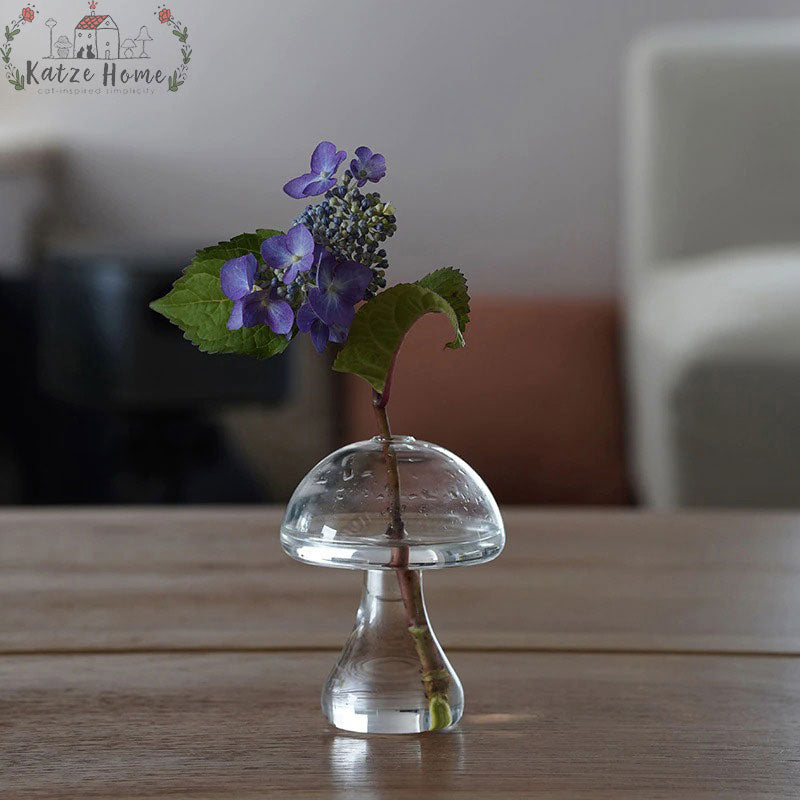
(3, 508), (800, 654)
(4, 508), (800, 797)
(2, 651), (799, 799)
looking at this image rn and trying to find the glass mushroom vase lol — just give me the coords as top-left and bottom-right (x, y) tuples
(280, 435), (505, 734)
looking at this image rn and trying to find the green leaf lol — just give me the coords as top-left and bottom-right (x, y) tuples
(416, 267), (470, 345)
(149, 230), (290, 359)
(332, 271), (470, 393)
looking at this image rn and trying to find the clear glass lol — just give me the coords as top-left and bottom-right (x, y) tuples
(281, 436), (505, 570)
(281, 435), (504, 734)
(322, 569), (463, 734)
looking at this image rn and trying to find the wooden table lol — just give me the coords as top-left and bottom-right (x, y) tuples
(2, 508), (800, 798)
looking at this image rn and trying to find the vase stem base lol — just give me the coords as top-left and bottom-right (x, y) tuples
(321, 569), (464, 734)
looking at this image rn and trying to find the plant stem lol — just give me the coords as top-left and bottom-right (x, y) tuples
(372, 389), (452, 728)
(372, 390), (404, 540)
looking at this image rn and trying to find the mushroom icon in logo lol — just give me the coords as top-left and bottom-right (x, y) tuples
(55, 34), (71, 58)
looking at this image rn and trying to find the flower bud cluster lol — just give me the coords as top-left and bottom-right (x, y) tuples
(293, 174), (397, 299)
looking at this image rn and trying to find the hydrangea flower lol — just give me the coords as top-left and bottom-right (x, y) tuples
(283, 141), (347, 199)
(350, 146), (386, 187)
(220, 253), (258, 331)
(220, 252), (293, 335)
(296, 302), (347, 353)
(220, 140), (392, 346)
(241, 288), (294, 334)
(308, 250), (372, 328)
(261, 224), (315, 284)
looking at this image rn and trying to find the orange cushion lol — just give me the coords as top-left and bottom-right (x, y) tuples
(340, 297), (630, 505)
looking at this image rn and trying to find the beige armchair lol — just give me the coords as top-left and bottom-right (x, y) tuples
(623, 22), (800, 507)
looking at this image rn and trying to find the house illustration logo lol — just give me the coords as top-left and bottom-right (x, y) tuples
(3, 1), (191, 93)
(73, 1), (120, 61)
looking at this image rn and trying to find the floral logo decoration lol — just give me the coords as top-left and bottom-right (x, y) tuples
(155, 4), (190, 92)
(2, 1), (192, 93)
(2, 6), (38, 90)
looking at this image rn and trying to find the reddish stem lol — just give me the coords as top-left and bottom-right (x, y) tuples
(371, 380), (450, 708)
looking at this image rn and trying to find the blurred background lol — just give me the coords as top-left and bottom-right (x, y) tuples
(3, 0), (800, 507)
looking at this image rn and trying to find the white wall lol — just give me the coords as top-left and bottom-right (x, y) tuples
(4, 0), (800, 295)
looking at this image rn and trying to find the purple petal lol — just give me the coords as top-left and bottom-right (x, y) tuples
(220, 254), (256, 302)
(283, 258), (313, 284)
(312, 243), (328, 270)
(309, 318), (329, 353)
(365, 153), (386, 182)
(310, 141), (335, 173)
(351, 146), (386, 183)
(309, 286), (356, 329)
(279, 225), (315, 283)
(315, 250), (337, 290)
(295, 250), (314, 273)
(241, 292), (267, 328)
(301, 177), (337, 197)
(310, 141), (346, 176)
(261, 234), (292, 269)
(297, 302), (335, 351)
(265, 298), (294, 335)
(328, 324), (349, 344)
(296, 302), (317, 333)
(351, 152), (366, 181)
(286, 224), (314, 258)
(283, 173), (316, 199)
(283, 264), (299, 285)
(226, 300), (244, 331)
(241, 290), (294, 335)
(333, 260), (372, 305)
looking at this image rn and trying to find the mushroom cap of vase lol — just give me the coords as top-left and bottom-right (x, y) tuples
(280, 436), (505, 570)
